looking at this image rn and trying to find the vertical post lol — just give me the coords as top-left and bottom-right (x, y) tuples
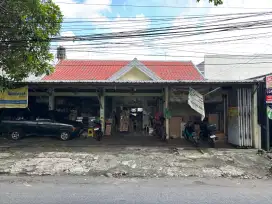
(164, 86), (169, 139)
(143, 99), (147, 129)
(223, 94), (227, 137)
(48, 88), (55, 110)
(252, 85), (261, 149)
(100, 91), (105, 133)
(266, 108), (270, 151)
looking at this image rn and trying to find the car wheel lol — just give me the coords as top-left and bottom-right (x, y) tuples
(59, 131), (70, 141)
(9, 130), (23, 140)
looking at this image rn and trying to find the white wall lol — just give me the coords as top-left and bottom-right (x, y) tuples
(205, 54), (272, 80)
(169, 103), (199, 117)
(118, 67), (152, 81)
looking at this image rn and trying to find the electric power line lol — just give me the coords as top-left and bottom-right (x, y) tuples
(3, 16), (272, 43)
(54, 1), (272, 10)
(48, 48), (272, 61)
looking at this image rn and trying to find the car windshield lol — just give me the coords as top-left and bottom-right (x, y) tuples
(0, 109), (34, 120)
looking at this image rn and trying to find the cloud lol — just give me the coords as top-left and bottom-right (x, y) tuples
(148, 0), (272, 63)
(53, 0), (111, 19)
(52, 15), (153, 60)
(52, 0), (272, 64)
(199, 0), (272, 57)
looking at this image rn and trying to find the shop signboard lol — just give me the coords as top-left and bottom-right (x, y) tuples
(266, 75), (272, 104)
(267, 106), (272, 120)
(266, 75), (272, 88)
(267, 89), (272, 95)
(266, 95), (272, 104)
(228, 107), (238, 117)
(0, 86), (28, 108)
(188, 87), (205, 120)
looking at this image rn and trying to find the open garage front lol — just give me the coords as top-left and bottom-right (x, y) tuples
(25, 80), (259, 148)
(169, 84), (257, 148)
(103, 86), (164, 138)
(169, 86), (226, 141)
(105, 95), (163, 137)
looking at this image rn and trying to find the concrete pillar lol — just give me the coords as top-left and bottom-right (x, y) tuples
(100, 93), (105, 133)
(143, 99), (148, 129)
(252, 85), (261, 149)
(223, 94), (228, 140)
(48, 89), (55, 110)
(164, 86), (170, 139)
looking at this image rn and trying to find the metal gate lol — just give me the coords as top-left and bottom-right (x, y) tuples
(228, 88), (253, 147)
(237, 88), (253, 147)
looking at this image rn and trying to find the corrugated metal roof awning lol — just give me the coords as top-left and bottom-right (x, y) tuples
(24, 79), (261, 85)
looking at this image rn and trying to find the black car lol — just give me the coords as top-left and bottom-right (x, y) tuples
(0, 109), (81, 141)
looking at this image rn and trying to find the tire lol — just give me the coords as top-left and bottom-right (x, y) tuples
(208, 138), (215, 148)
(59, 131), (71, 141)
(184, 132), (188, 140)
(161, 127), (167, 142)
(9, 130), (23, 140)
(96, 131), (102, 141)
(199, 132), (204, 141)
(184, 129), (190, 140)
(192, 137), (197, 146)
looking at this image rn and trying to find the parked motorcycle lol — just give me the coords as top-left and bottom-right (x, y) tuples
(183, 121), (199, 146)
(154, 123), (167, 141)
(153, 113), (167, 142)
(153, 117), (167, 142)
(199, 122), (218, 148)
(92, 119), (103, 141)
(80, 118), (103, 141)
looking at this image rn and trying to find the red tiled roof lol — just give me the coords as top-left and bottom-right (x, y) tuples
(142, 61), (203, 80)
(42, 59), (203, 81)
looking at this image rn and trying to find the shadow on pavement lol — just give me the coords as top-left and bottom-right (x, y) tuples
(0, 135), (234, 153)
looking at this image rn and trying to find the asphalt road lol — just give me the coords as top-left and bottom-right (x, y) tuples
(0, 176), (272, 204)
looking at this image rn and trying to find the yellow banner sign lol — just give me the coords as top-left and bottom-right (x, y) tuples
(0, 86), (28, 108)
(228, 107), (238, 117)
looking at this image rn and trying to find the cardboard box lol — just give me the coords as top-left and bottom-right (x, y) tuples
(170, 117), (183, 138)
(105, 124), (112, 136)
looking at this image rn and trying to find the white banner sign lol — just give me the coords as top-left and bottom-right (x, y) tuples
(188, 87), (205, 120)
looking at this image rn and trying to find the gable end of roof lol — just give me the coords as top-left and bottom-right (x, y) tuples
(108, 58), (161, 81)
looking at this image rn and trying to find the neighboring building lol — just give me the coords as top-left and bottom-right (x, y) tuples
(204, 54), (272, 80)
(196, 61), (205, 76)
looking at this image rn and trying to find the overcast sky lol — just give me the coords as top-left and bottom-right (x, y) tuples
(51, 0), (272, 64)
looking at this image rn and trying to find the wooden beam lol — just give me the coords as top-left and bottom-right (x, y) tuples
(29, 92), (98, 97)
(105, 92), (163, 97)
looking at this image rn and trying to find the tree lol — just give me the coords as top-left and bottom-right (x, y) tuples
(0, 0), (63, 88)
(197, 0), (223, 6)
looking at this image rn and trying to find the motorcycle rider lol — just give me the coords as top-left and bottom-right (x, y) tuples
(199, 117), (209, 140)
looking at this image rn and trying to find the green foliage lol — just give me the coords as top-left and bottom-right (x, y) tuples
(0, 0), (63, 86)
(197, 0), (223, 6)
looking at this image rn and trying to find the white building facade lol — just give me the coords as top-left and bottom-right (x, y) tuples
(204, 54), (272, 80)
